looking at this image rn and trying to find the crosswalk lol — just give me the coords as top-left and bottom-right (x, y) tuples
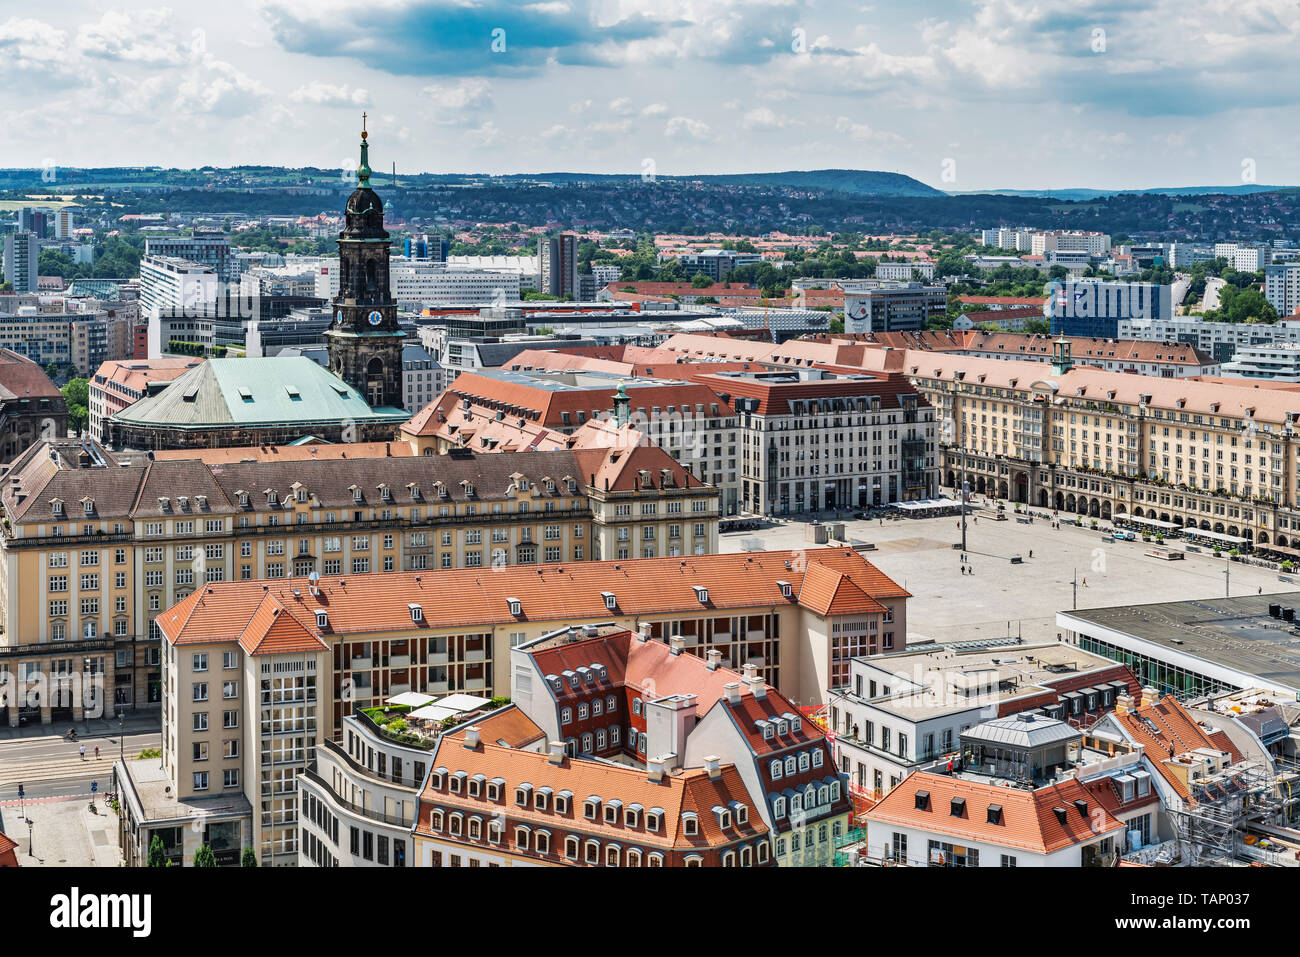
(0, 753), (113, 792)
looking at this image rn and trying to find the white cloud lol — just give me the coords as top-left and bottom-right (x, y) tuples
(741, 106), (795, 130)
(464, 121), (502, 146)
(422, 78), (493, 112)
(833, 116), (905, 145)
(290, 82), (370, 106)
(75, 8), (194, 66)
(664, 115), (712, 140)
(641, 102), (668, 116)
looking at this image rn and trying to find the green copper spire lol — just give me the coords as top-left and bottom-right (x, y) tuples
(358, 111), (372, 187)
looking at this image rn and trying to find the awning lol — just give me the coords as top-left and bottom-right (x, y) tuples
(385, 691), (435, 708)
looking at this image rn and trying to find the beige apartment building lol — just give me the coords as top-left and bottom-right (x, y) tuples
(138, 547), (906, 864)
(0, 437), (717, 727)
(908, 339), (1300, 549)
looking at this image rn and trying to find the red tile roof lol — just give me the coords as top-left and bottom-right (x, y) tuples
(866, 770), (1143, 856)
(156, 549), (908, 646)
(1111, 696), (1243, 801)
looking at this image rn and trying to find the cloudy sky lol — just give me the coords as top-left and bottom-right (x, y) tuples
(4, 0), (1300, 190)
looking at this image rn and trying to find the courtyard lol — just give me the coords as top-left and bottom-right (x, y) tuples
(720, 506), (1284, 646)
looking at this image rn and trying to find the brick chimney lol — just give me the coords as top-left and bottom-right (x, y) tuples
(1139, 686), (1158, 709)
(742, 662), (758, 680)
(669, 636), (685, 656)
(705, 649), (722, 671)
(1114, 693), (1134, 715)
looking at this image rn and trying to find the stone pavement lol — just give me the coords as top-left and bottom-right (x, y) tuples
(0, 792), (123, 867)
(720, 507), (1283, 645)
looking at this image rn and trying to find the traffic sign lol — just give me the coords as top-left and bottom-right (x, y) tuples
(17, 784), (23, 798)
(90, 781), (98, 793)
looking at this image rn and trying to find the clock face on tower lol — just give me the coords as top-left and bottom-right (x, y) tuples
(368, 310), (383, 326)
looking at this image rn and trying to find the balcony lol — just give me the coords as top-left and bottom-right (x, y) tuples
(464, 649), (486, 663)
(427, 652), (449, 665)
(389, 654), (411, 669)
(348, 657), (372, 671)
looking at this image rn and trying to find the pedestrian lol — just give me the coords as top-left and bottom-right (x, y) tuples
(1259, 586), (1263, 595)
(79, 744), (85, 760)
(1082, 577), (1087, 586)
(1029, 549), (1033, 558)
(94, 745), (100, 760)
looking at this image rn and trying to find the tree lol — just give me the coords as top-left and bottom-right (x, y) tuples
(147, 833), (168, 867)
(829, 317), (845, 334)
(241, 847), (257, 867)
(193, 844), (217, 867)
(690, 272), (713, 289)
(62, 378), (89, 434)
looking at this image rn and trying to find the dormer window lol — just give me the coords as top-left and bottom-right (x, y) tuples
(51, 499), (64, 517)
(777, 580), (792, 599)
(583, 797), (600, 820)
(601, 591), (616, 610)
(314, 610), (328, 629)
(350, 485), (362, 504)
(693, 585), (708, 604)
(682, 812), (699, 836)
(712, 805), (732, 829)
(82, 498), (94, 515)
(265, 490), (277, 506)
(236, 490), (249, 508)
(408, 483), (421, 500)
(379, 485), (391, 502)
(195, 495), (207, 509)
(408, 603), (423, 623)
(507, 597), (521, 616)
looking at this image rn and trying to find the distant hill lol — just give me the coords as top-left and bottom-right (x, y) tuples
(498, 168), (943, 197)
(950, 185), (1292, 200)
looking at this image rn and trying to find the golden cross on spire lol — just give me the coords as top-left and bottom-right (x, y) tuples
(361, 111), (368, 140)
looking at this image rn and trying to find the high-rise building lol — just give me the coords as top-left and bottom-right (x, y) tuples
(144, 232), (236, 284)
(539, 232), (578, 298)
(2, 231), (38, 294)
(325, 122), (405, 409)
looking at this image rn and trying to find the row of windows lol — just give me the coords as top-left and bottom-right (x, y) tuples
(768, 748), (825, 780)
(560, 695), (618, 724)
(425, 813), (770, 867)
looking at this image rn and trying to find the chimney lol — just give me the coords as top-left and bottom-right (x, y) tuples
(705, 649), (722, 671)
(1114, 693), (1134, 716)
(647, 757), (666, 783)
(743, 674), (767, 699)
(637, 622), (652, 643)
(669, 636), (685, 656)
(742, 662), (758, 680)
(724, 682), (742, 705)
(463, 726), (481, 749)
(1139, 686), (1158, 709)
(704, 755), (721, 780)
(548, 741), (565, 765)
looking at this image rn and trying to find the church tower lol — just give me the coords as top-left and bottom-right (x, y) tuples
(325, 116), (404, 409)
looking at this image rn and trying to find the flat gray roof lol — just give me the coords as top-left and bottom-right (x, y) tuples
(1062, 593), (1300, 693)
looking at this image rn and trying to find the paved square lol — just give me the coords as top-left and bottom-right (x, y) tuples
(720, 508), (1283, 646)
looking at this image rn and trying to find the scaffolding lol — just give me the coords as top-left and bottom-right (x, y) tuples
(1164, 753), (1300, 866)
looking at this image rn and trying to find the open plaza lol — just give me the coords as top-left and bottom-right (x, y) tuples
(720, 504), (1283, 647)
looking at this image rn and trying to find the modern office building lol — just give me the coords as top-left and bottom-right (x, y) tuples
(139, 257), (220, 320)
(1047, 281), (1173, 338)
(2, 232), (38, 294)
(844, 284), (947, 334)
(539, 232), (578, 298)
(144, 232), (236, 284)
(1220, 342), (1300, 382)
(1058, 593), (1300, 700)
